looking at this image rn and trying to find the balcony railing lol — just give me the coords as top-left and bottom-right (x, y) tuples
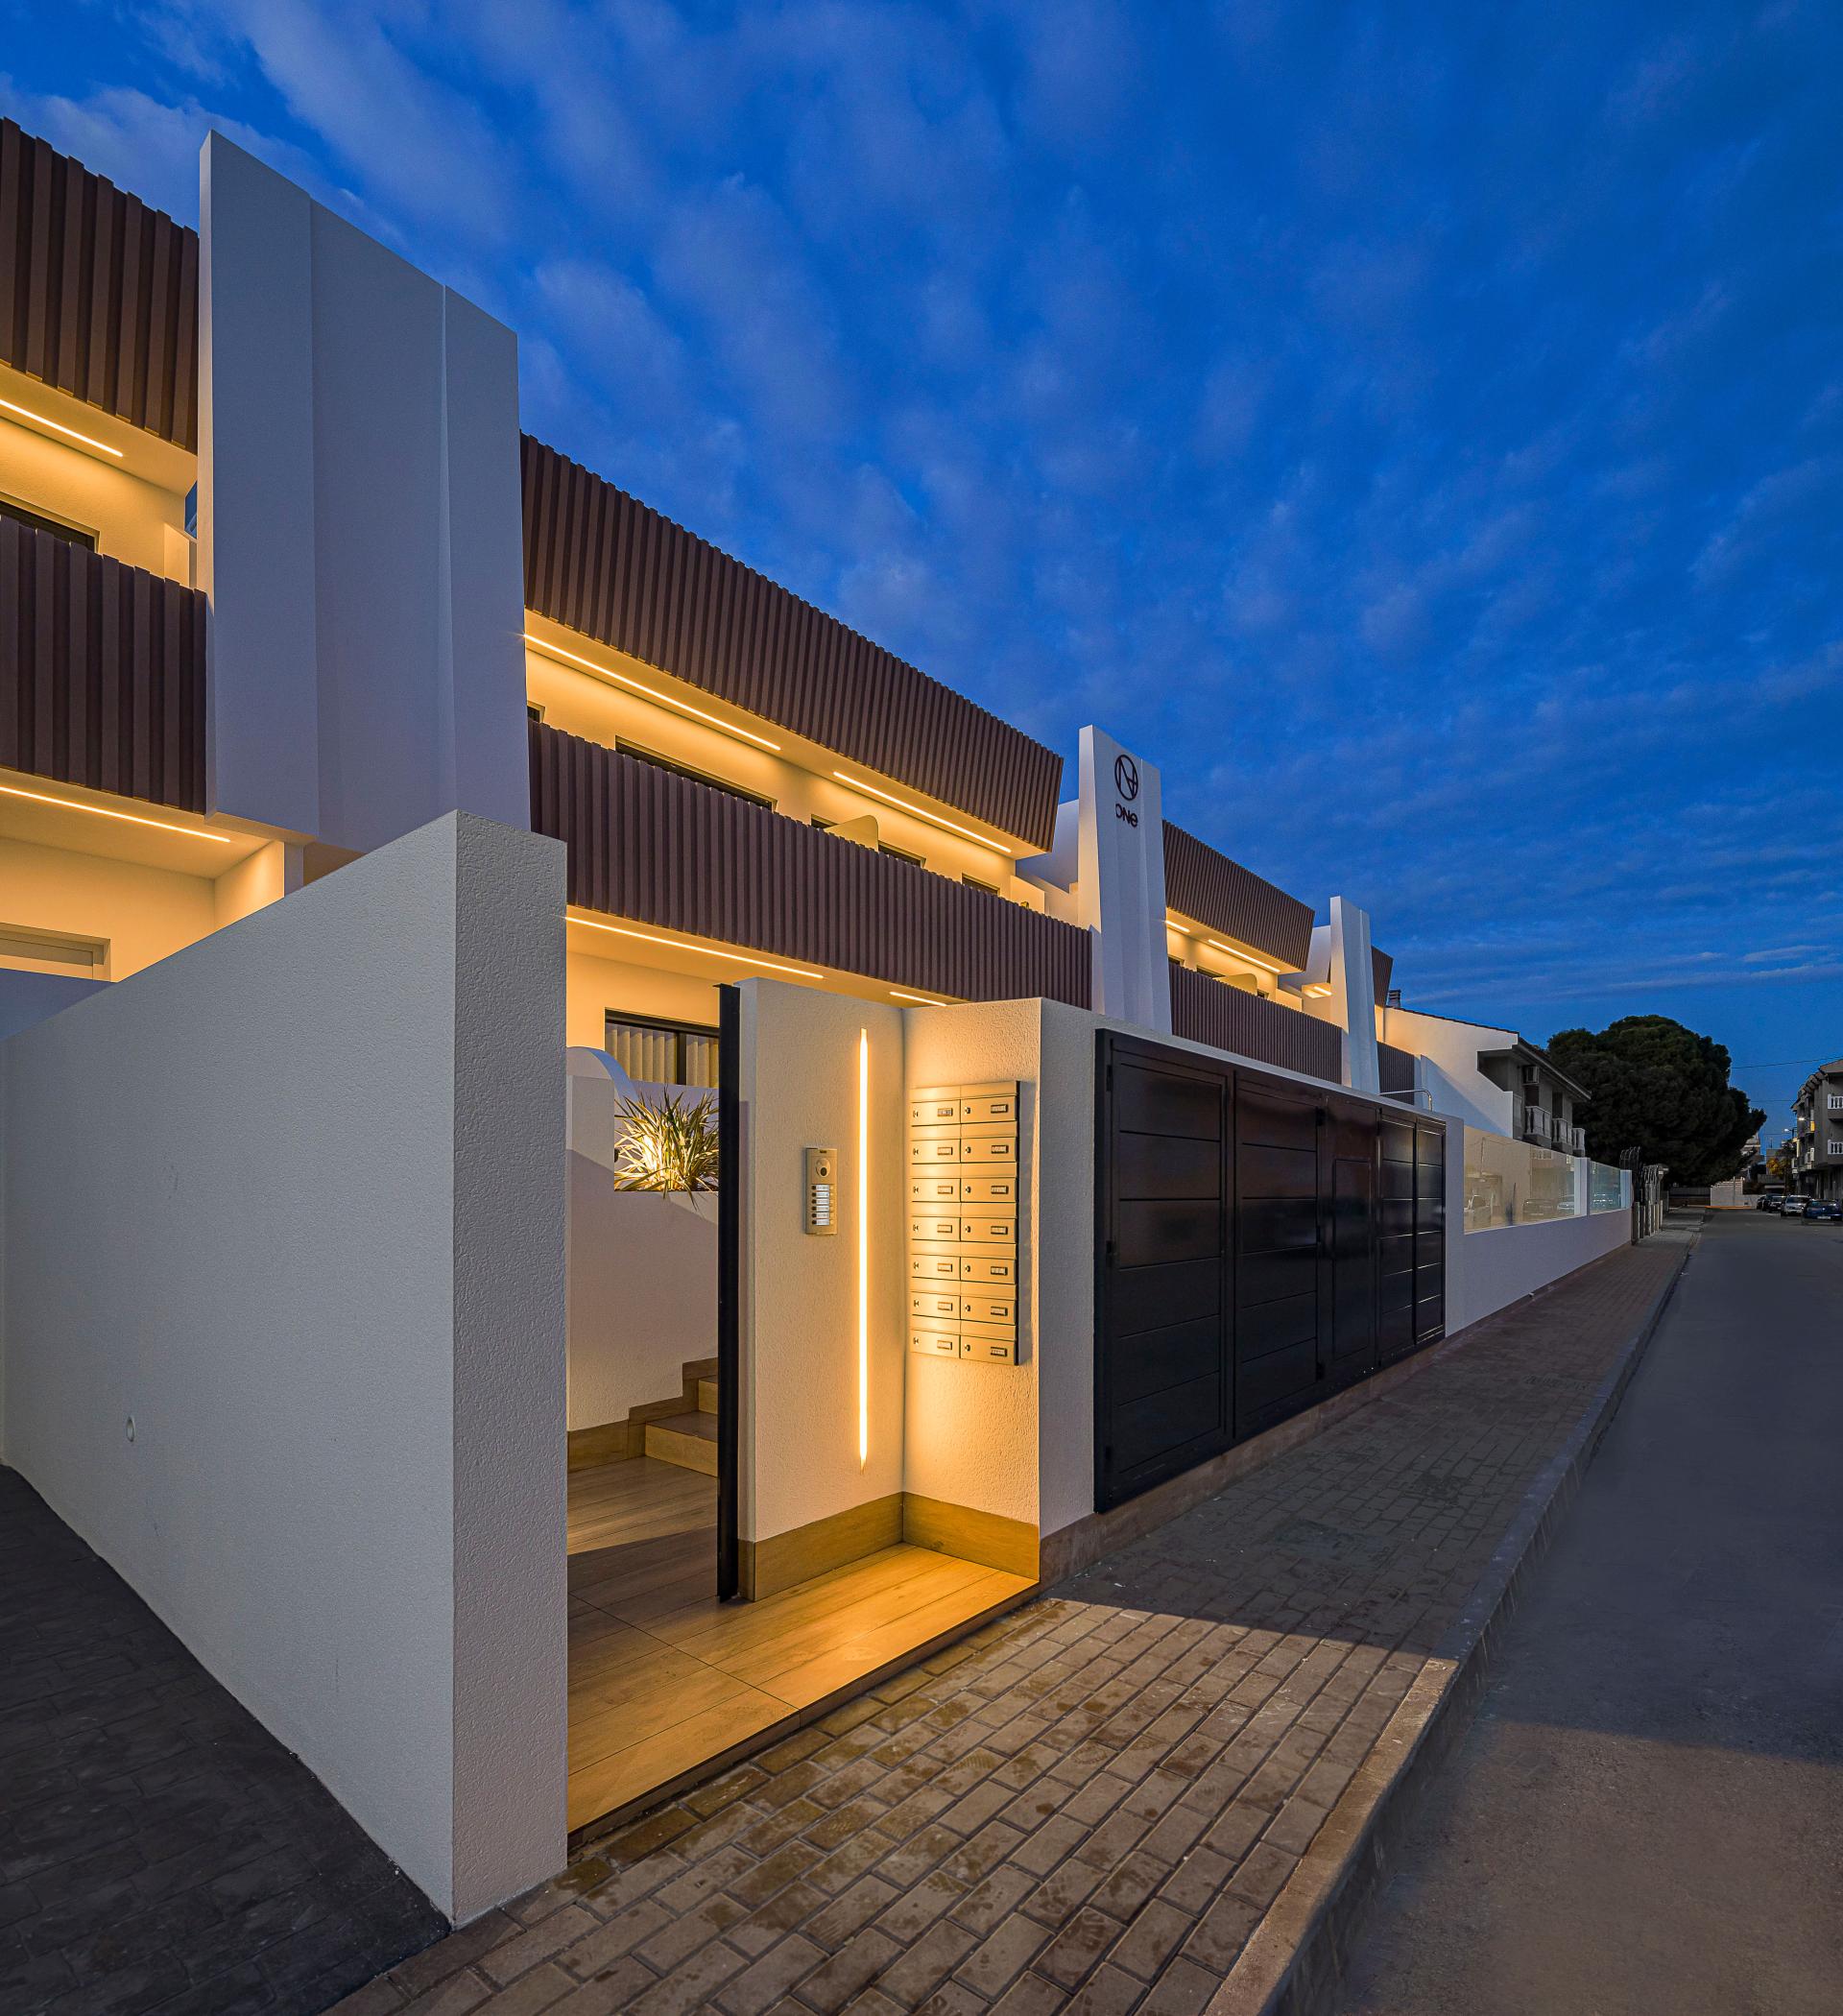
(1521, 1104), (1554, 1143)
(1, 517), (205, 810)
(1566, 1124), (1587, 1155)
(530, 721), (1091, 1006)
(1167, 962), (1343, 1082)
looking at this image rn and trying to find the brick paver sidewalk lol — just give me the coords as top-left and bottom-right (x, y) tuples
(339, 1243), (1683, 2016)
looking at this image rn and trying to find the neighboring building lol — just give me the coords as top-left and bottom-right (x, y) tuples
(1376, 1006), (1590, 1150)
(1791, 1062), (1843, 1200)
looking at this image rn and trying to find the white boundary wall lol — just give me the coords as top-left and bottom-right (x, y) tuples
(0, 812), (567, 1923)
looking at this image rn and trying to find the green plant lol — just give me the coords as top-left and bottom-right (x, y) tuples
(611, 1090), (720, 1192)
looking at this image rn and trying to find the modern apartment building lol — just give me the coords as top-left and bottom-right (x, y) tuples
(1791, 1061), (1843, 1199)
(0, 117), (1637, 1931)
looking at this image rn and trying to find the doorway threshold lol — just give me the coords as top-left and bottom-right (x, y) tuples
(567, 1457), (1035, 1840)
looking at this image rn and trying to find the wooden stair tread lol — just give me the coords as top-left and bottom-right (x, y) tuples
(645, 1412), (718, 1476)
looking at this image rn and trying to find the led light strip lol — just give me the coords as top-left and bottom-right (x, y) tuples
(858, 1027), (870, 1472)
(0, 396), (126, 458)
(524, 633), (782, 752)
(831, 771), (1013, 856)
(566, 913), (824, 979)
(1304, 982), (1333, 998)
(1205, 938), (1289, 976)
(0, 780), (233, 843)
(889, 988), (951, 1007)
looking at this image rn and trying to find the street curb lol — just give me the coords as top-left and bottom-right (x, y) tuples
(1204, 1236), (1697, 2016)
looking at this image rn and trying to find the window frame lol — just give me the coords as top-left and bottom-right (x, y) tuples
(604, 1009), (722, 1089)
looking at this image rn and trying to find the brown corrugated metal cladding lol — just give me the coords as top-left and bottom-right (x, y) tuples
(1377, 1040), (1415, 1094)
(532, 721), (1090, 1006)
(1161, 822), (1315, 971)
(1167, 962), (1344, 1082)
(522, 438), (1063, 852)
(2, 518), (206, 810)
(0, 119), (199, 450)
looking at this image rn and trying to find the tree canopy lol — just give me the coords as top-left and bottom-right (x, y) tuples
(1545, 1015), (1763, 1185)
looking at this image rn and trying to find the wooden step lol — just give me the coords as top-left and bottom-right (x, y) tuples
(697, 1378), (718, 1416)
(645, 1412), (718, 1476)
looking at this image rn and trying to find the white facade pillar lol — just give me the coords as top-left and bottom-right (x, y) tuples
(199, 133), (529, 855)
(1075, 726), (1170, 1033)
(1328, 895), (1380, 1095)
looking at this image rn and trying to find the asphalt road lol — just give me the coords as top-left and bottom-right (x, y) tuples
(1336, 1212), (1843, 2016)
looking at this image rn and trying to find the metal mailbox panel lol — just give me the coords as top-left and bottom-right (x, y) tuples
(910, 1252), (962, 1281)
(909, 1212), (963, 1242)
(909, 1094), (962, 1127)
(909, 1139), (963, 1166)
(961, 1092), (1018, 1123)
(959, 1136), (1017, 1164)
(910, 1328), (960, 1357)
(960, 1335), (1018, 1364)
(961, 1176), (1019, 1203)
(961, 1295), (1017, 1325)
(911, 1290), (961, 1320)
(962, 1254), (1017, 1284)
(911, 1175), (963, 1202)
(962, 1216), (1016, 1241)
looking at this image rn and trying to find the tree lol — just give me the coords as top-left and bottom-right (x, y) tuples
(1545, 1015), (1763, 1185)
(1766, 1142), (1796, 1187)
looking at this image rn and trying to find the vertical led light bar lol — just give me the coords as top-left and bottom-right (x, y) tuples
(858, 1028), (870, 1471)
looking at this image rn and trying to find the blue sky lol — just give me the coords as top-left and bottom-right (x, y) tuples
(7, 2), (1838, 1139)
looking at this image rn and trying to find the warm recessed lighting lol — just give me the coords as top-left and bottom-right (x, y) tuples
(0, 781), (233, 842)
(0, 396), (125, 458)
(567, 913), (823, 978)
(858, 1027), (870, 1473)
(1304, 982), (1333, 998)
(525, 633), (782, 752)
(831, 771), (1013, 855)
(890, 988), (952, 1007)
(1205, 938), (1287, 975)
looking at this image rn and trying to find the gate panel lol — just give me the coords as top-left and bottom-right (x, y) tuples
(1328, 1094), (1378, 1390)
(1415, 1122), (1448, 1344)
(1233, 1078), (1326, 1439)
(1095, 1037), (1231, 1509)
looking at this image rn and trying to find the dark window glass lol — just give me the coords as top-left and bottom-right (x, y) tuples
(616, 740), (774, 810)
(0, 496), (95, 549)
(604, 1013), (720, 1089)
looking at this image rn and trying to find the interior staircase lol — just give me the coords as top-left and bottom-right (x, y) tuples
(644, 1370), (718, 1476)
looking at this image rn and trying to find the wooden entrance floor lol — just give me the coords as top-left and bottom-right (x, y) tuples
(566, 1457), (1033, 1833)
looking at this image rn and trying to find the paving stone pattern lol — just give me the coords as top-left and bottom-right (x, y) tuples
(341, 1242), (1680, 2016)
(0, 1470), (444, 2016)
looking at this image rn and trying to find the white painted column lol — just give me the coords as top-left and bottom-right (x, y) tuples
(1075, 726), (1171, 1033)
(1328, 895), (1381, 1095)
(199, 133), (529, 853)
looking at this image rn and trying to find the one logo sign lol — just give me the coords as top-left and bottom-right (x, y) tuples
(1113, 752), (1139, 803)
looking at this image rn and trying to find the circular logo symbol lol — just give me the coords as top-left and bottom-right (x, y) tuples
(1114, 752), (1139, 803)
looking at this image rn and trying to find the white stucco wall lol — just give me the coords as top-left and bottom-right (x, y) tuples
(738, 982), (906, 1542)
(0, 812), (566, 1923)
(1381, 1005), (1515, 1134)
(1447, 1203), (1632, 1334)
(201, 133), (529, 853)
(567, 1173), (717, 1428)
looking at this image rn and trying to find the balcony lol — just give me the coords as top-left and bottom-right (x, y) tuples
(530, 721), (1091, 1006)
(1520, 1104), (1555, 1145)
(1566, 1124), (1587, 1155)
(1, 517), (205, 810)
(1167, 962), (1342, 1082)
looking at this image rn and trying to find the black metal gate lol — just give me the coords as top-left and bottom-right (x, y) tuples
(1096, 1029), (1445, 1511)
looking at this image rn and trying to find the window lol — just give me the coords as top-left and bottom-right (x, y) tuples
(605, 1012), (719, 1088)
(0, 494), (96, 549)
(879, 841), (925, 868)
(0, 924), (108, 977)
(963, 875), (1000, 898)
(1828, 1092), (1843, 1113)
(528, 701), (545, 723)
(616, 740), (773, 810)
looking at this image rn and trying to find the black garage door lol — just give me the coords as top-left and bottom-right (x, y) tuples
(1096, 1030), (1445, 1511)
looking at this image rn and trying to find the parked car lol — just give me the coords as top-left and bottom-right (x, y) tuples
(1757, 1189), (1787, 1211)
(1803, 1199), (1841, 1223)
(1781, 1197), (1812, 1217)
